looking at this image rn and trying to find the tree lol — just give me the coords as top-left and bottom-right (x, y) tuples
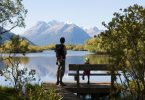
(85, 36), (105, 53)
(101, 4), (145, 99)
(0, 0), (27, 34)
(10, 35), (29, 53)
(2, 35), (29, 53)
(0, 0), (28, 94)
(3, 57), (36, 91)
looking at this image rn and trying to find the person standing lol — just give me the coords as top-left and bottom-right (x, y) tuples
(55, 37), (67, 86)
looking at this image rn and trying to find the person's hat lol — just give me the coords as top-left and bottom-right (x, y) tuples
(85, 57), (89, 63)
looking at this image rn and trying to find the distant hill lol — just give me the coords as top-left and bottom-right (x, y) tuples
(0, 27), (34, 45)
(21, 20), (91, 46)
(0, 27), (14, 43)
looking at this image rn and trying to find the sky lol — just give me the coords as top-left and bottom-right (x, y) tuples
(12, 0), (145, 34)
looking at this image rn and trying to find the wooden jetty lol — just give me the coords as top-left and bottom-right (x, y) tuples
(43, 64), (121, 99)
(43, 82), (81, 100)
(43, 82), (112, 100)
(65, 82), (111, 94)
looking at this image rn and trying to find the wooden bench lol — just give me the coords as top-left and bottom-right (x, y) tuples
(68, 64), (121, 89)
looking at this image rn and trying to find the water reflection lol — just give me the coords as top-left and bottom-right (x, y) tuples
(0, 51), (110, 85)
(86, 54), (109, 64)
(3, 57), (29, 65)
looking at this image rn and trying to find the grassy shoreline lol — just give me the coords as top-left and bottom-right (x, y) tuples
(1, 44), (107, 54)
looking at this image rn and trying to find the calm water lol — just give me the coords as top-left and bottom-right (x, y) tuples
(0, 50), (112, 86)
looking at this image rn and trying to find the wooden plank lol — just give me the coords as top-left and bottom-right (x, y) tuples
(66, 87), (110, 94)
(64, 83), (111, 94)
(68, 73), (121, 76)
(69, 64), (109, 71)
(56, 87), (81, 100)
(69, 64), (121, 71)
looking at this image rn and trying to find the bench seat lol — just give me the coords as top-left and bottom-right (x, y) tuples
(68, 73), (121, 76)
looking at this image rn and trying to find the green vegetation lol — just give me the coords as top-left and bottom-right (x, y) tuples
(1, 40), (88, 53)
(2, 38), (107, 53)
(85, 54), (109, 64)
(71, 44), (85, 51)
(0, 86), (19, 100)
(84, 36), (106, 54)
(101, 4), (145, 99)
(0, 84), (61, 100)
(25, 84), (61, 100)
(3, 35), (29, 53)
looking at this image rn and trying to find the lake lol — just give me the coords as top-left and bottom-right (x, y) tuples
(0, 50), (113, 86)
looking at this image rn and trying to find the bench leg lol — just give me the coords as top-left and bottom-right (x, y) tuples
(77, 70), (80, 87)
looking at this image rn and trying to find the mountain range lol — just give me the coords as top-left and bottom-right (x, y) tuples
(21, 20), (102, 46)
(84, 27), (103, 37)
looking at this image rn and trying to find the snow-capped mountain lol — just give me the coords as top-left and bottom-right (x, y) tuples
(22, 20), (91, 46)
(84, 27), (103, 37)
